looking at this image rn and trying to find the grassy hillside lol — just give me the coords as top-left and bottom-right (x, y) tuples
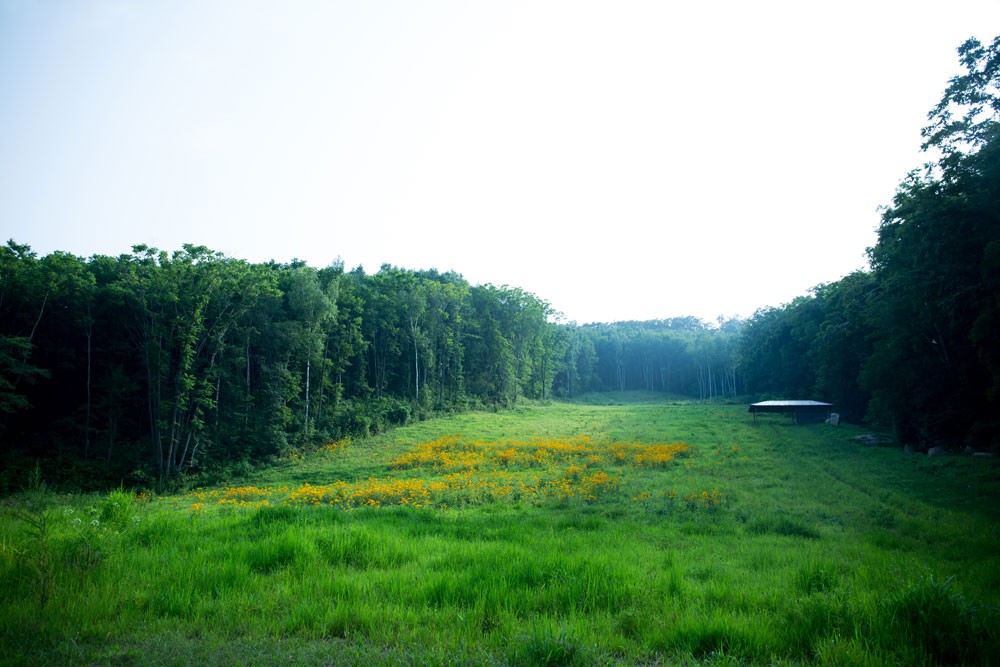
(2, 397), (998, 665)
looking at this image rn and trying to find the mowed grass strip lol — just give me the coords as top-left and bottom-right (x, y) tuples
(1, 398), (999, 666)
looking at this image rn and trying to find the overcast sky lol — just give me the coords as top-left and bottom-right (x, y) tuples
(2, 1), (998, 324)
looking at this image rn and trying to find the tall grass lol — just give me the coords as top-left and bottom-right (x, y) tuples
(1, 398), (998, 665)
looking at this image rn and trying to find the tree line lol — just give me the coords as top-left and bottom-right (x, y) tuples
(737, 36), (1000, 451)
(0, 245), (741, 490)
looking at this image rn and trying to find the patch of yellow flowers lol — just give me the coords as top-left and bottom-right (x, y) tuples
(174, 435), (706, 513)
(390, 436), (690, 471)
(184, 485), (287, 509)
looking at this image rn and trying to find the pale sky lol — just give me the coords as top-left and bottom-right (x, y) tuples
(2, 1), (998, 324)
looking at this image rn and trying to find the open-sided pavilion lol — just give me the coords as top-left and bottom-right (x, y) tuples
(748, 400), (834, 424)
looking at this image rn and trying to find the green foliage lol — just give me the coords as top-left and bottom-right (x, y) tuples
(25, 460), (45, 494)
(0, 335), (45, 416)
(922, 35), (1000, 158)
(0, 242), (54, 423)
(746, 513), (820, 540)
(98, 487), (135, 528)
(508, 622), (587, 667)
(866, 575), (1000, 666)
(795, 561), (839, 595)
(15, 506), (54, 613)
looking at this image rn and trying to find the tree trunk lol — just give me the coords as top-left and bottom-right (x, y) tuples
(410, 317), (420, 403)
(316, 337), (329, 433)
(304, 356), (311, 433)
(144, 340), (164, 480)
(245, 335), (251, 430)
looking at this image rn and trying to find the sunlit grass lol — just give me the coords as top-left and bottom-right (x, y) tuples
(2, 397), (999, 665)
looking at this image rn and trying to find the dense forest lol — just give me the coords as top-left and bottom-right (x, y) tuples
(2, 36), (998, 491)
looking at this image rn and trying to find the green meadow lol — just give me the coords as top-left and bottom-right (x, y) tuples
(2, 396), (999, 665)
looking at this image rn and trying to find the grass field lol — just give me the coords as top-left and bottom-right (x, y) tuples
(2, 395), (999, 665)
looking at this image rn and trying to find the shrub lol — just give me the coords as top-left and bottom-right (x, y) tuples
(747, 514), (820, 539)
(508, 624), (586, 667)
(99, 487), (135, 528)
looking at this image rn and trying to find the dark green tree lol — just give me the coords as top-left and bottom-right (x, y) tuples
(862, 35), (1000, 446)
(121, 245), (273, 480)
(0, 243), (53, 431)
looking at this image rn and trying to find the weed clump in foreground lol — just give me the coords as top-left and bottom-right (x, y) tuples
(801, 575), (1000, 666)
(877, 576), (999, 666)
(747, 514), (820, 539)
(99, 486), (136, 529)
(508, 624), (591, 667)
